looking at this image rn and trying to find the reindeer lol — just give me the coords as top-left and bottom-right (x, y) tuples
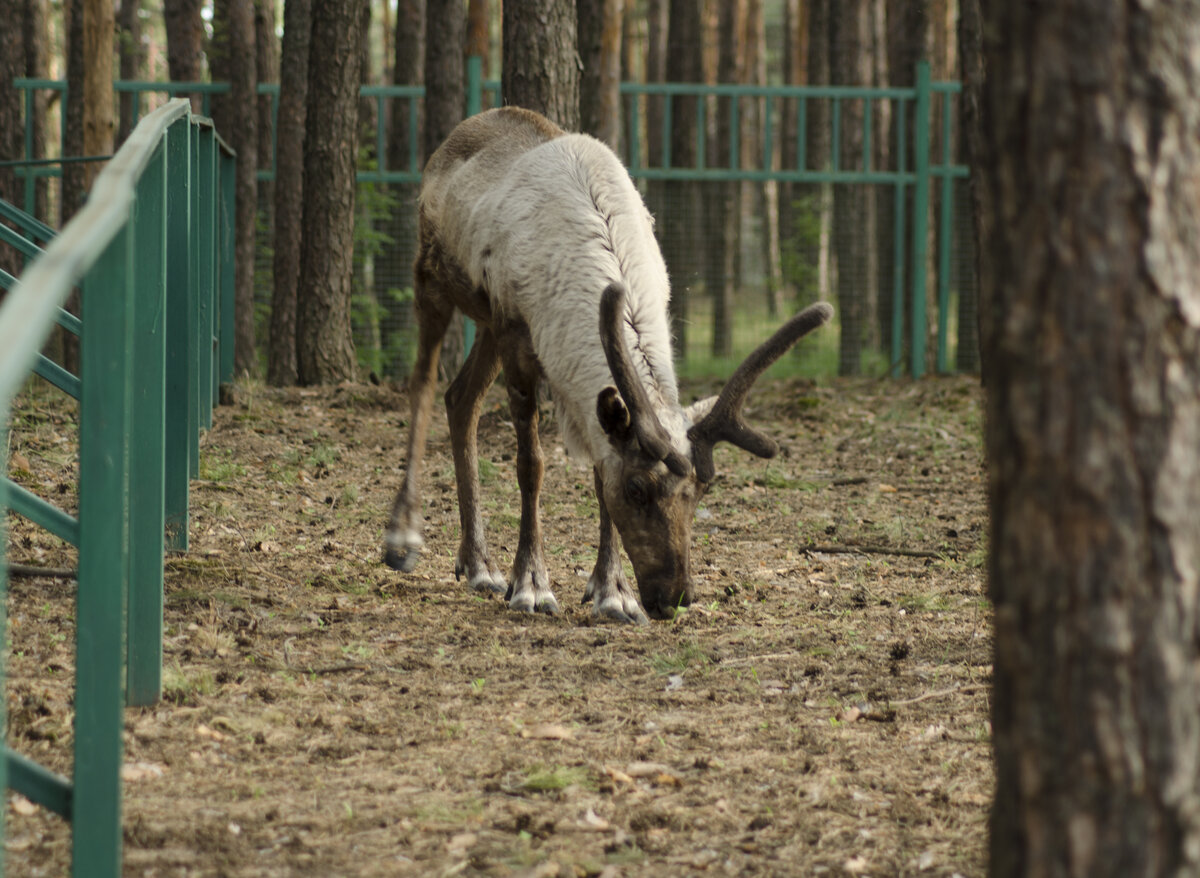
(384, 107), (832, 622)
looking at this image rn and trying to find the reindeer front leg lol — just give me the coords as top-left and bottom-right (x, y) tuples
(582, 466), (649, 624)
(500, 346), (559, 615)
(445, 328), (506, 593)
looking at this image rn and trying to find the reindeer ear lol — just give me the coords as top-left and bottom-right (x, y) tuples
(683, 395), (718, 427)
(597, 386), (633, 443)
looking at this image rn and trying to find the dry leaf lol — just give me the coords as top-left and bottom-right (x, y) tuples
(604, 766), (634, 785)
(10, 452), (31, 473)
(196, 724), (225, 742)
(879, 483), (899, 493)
(576, 808), (611, 832)
(121, 761), (166, 782)
(11, 795), (37, 816)
(840, 706), (863, 723)
(625, 761), (670, 778)
(844, 855), (871, 873)
(446, 831), (476, 854)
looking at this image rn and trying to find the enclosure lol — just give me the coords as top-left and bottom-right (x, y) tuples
(6, 372), (990, 876)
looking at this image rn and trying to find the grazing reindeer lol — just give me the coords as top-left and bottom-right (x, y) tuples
(384, 107), (832, 622)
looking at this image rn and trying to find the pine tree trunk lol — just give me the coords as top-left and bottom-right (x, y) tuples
(0, 0), (24, 279)
(116, 0), (141, 146)
(577, 0), (623, 149)
(981, 2), (1200, 874)
(706, 0), (741, 359)
(163, 0), (204, 112)
(268, 0), (311, 387)
(82, 0), (113, 193)
(296, 0), (365, 385)
(502, 0), (579, 130)
(211, 0), (259, 377)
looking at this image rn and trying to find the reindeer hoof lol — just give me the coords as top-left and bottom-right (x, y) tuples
(595, 601), (649, 626)
(383, 547), (420, 573)
(468, 572), (507, 595)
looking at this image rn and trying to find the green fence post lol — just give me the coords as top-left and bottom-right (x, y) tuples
(910, 61), (931, 378)
(75, 223), (134, 878)
(165, 116), (194, 550)
(467, 55), (482, 117)
(196, 126), (216, 431)
(126, 142), (168, 707)
(891, 98), (908, 377)
(0, 444), (7, 878)
(219, 149), (236, 391)
(936, 88), (955, 374)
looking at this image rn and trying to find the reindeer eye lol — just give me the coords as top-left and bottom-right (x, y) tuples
(625, 476), (650, 506)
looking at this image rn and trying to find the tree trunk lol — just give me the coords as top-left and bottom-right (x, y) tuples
(467, 0), (490, 105)
(211, 0), (259, 377)
(830, 0), (872, 375)
(82, 0), (113, 193)
(954, 0), (982, 374)
(662, 0), (703, 355)
(268, 0), (311, 387)
(116, 0), (142, 146)
(577, 0), (623, 149)
(296, 0), (365, 385)
(777, 0), (801, 304)
(0, 0), (24, 280)
(706, 0), (741, 359)
(164, 0), (205, 111)
(981, 3), (1200, 875)
(23, 0), (48, 224)
(502, 0), (579, 130)
(803, 0), (832, 309)
(256, 0), (280, 186)
(425, 0), (465, 158)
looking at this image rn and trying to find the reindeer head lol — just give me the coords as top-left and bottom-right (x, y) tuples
(595, 284), (833, 619)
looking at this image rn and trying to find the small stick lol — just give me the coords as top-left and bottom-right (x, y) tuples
(803, 543), (949, 559)
(829, 476), (868, 487)
(7, 563), (77, 580)
(889, 684), (988, 707)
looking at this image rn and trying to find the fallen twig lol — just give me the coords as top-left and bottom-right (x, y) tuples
(888, 684), (988, 707)
(803, 543), (949, 560)
(8, 563), (77, 580)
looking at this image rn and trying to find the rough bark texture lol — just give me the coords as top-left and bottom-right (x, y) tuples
(955, 0), (984, 374)
(424, 0), (465, 160)
(256, 0), (280, 178)
(981, 3), (1200, 875)
(830, 0), (873, 375)
(577, 0), (623, 149)
(210, 0), (260, 377)
(164, 0), (204, 111)
(803, 0), (831, 305)
(268, 0), (311, 387)
(706, 0), (742, 359)
(82, 0), (113, 193)
(0, 0), (24, 279)
(502, 0), (579, 130)
(661, 0), (703, 353)
(22, 0), (48, 223)
(116, 0), (142, 146)
(296, 0), (365, 385)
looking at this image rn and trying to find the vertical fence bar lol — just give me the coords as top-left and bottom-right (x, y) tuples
(218, 149), (236, 391)
(75, 222), (134, 878)
(891, 98), (908, 378)
(126, 143), (168, 707)
(862, 98), (872, 170)
(0, 442), (7, 877)
(936, 89), (955, 374)
(627, 92), (642, 171)
(196, 128), (216, 430)
(910, 62), (932, 378)
(797, 97), (807, 171)
(729, 96), (740, 169)
(187, 124), (202, 478)
(165, 117), (193, 551)
(467, 55), (482, 117)
(831, 98), (841, 172)
(762, 97), (774, 171)
(663, 95), (673, 168)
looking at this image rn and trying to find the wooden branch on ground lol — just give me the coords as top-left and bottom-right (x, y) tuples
(8, 563), (77, 580)
(803, 543), (951, 559)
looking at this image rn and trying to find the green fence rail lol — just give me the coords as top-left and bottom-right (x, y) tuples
(12, 59), (965, 376)
(0, 98), (234, 877)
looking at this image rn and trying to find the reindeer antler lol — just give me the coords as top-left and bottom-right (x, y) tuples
(688, 302), (833, 483)
(599, 284), (691, 477)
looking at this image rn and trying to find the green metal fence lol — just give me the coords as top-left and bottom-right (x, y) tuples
(12, 60), (969, 378)
(0, 98), (234, 877)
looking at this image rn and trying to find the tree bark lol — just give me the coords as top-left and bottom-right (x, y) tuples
(82, 0), (113, 193)
(502, 0), (580, 130)
(0, 0), (24, 280)
(954, 0), (983, 374)
(268, 0), (311, 387)
(804, 0), (832, 308)
(830, 0), (873, 375)
(116, 0), (142, 146)
(297, 0), (365, 384)
(577, 0), (623, 149)
(211, 0), (259, 377)
(22, 0), (48, 224)
(661, 0), (703, 354)
(424, 0), (465, 158)
(706, 0), (742, 359)
(981, 2), (1200, 875)
(164, 0), (205, 111)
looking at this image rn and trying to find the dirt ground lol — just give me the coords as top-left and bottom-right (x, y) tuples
(5, 373), (991, 877)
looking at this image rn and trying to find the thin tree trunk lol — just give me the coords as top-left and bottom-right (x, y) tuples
(268, 0), (311, 386)
(0, 0), (25, 280)
(954, 0), (982, 374)
(23, 0), (48, 224)
(211, 0), (259, 377)
(467, 0), (490, 107)
(82, 0), (113, 193)
(804, 0), (831, 310)
(296, 0), (365, 384)
(116, 0), (141, 146)
(577, 0), (623, 150)
(981, 2), (1200, 874)
(502, 0), (580, 130)
(706, 0), (741, 359)
(164, 0), (205, 112)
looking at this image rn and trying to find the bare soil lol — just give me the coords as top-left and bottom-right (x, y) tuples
(6, 374), (991, 877)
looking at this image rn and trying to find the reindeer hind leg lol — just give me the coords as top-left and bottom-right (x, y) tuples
(384, 267), (455, 572)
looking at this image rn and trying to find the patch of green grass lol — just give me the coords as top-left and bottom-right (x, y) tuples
(200, 451), (246, 482)
(898, 592), (953, 613)
(163, 661), (216, 704)
(521, 765), (593, 792)
(650, 641), (711, 676)
(478, 458), (499, 484)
